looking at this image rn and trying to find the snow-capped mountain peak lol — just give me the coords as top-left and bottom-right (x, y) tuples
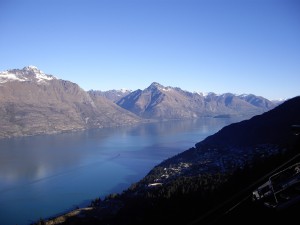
(146, 82), (173, 92)
(0, 70), (28, 83)
(0, 66), (56, 84)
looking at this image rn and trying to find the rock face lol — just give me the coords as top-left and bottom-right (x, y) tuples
(0, 66), (140, 138)
(116, 82), (277, 120)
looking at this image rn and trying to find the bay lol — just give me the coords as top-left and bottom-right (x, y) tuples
(0, 117), (244, 225)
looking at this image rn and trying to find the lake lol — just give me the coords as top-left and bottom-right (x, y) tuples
(0, 117), (245, 225)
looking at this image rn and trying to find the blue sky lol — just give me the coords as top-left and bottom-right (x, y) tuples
(0, 0), (299, 100)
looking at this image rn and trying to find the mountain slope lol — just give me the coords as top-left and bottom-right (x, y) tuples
(117, 82), (277, 120)
(0, 66), (140, 138)
(88, 90), (142, 125)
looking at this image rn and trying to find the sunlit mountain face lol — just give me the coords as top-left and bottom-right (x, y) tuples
(0, 66), (140, 138)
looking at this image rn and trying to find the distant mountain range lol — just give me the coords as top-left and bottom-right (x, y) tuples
(116, 82), (278, 119)
(0, 66), (284, 138)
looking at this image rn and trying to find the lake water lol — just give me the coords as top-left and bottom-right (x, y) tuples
(0, 117), (245, 225)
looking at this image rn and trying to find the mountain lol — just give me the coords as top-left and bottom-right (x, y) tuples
(239, 94), (277, 108)
(116, 82), (278, 120)
(0, 66), (140, 138)
(88, 89), (131, 102)
(0, 66), (284, 139)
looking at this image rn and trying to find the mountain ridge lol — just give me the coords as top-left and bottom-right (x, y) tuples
(116, 82), (279, 120)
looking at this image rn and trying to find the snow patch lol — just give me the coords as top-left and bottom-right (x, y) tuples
(195, 91), (218, 97)
(120, 88), (131, 93)
(25, 66), (55, 82)
(35, 72), (54, 82)
(162, 87), (172, 92)
(0, 71), (27, 83)
(195, 91), (208, 96)
(0, 66), (56, 84)
(239, 94), (250, 98)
